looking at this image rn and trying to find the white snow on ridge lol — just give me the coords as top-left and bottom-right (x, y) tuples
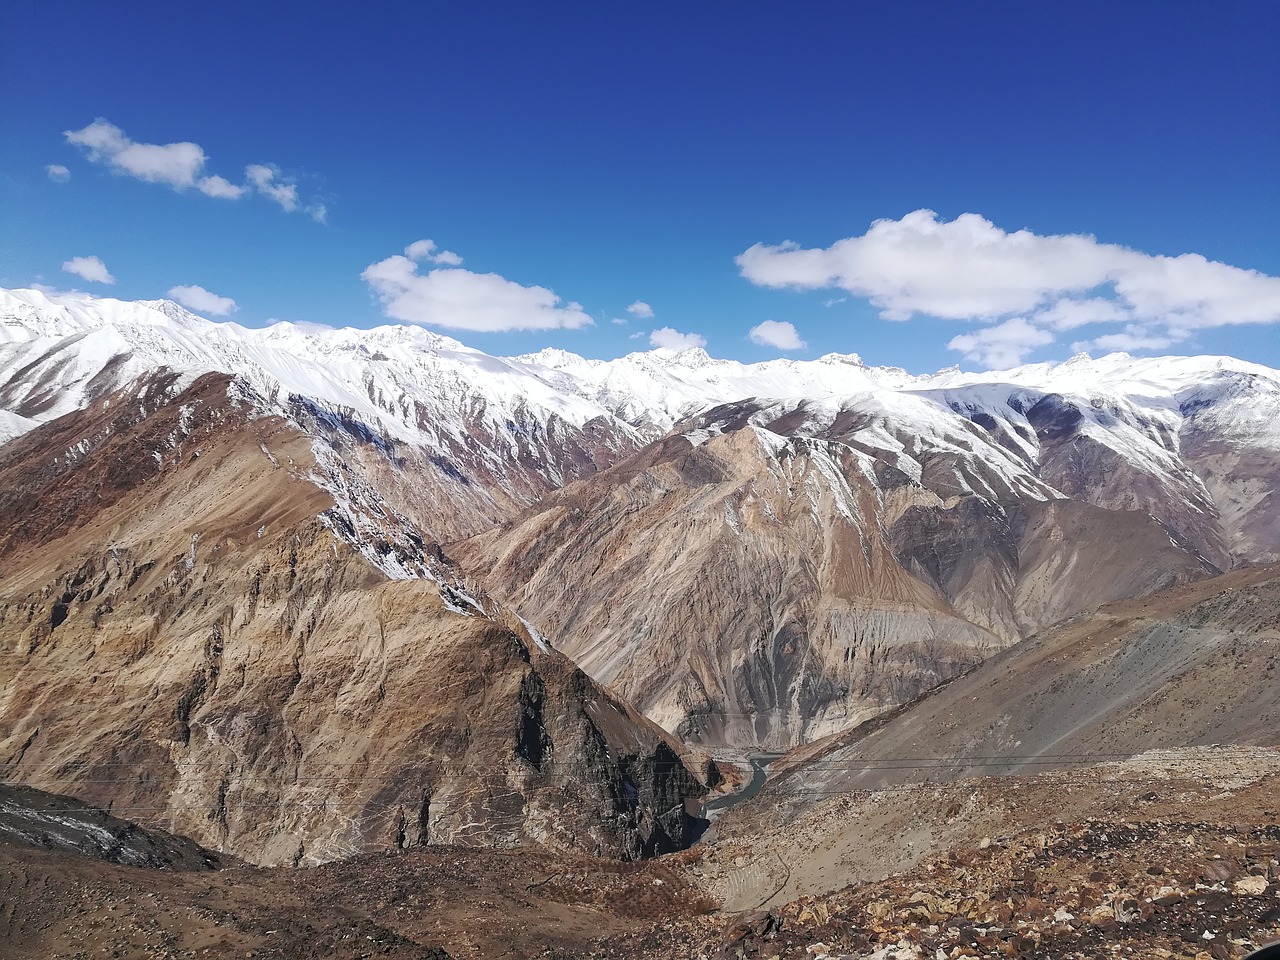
(3, 286), (1279, 492)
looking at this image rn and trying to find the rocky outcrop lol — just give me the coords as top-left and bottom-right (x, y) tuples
(0, 373), (704, 865)
(0, 783), (224, 870)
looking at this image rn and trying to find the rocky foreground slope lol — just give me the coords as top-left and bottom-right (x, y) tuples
(4, 747), (1278, 959)
(0, 370), (705, 866)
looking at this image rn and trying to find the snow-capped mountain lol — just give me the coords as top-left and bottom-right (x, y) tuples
(3, 285), (1276, 555)
(0, 287), (642, 539)
(3, 285), (1279, 749)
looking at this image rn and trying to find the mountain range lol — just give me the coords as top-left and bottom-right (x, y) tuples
(2, 284), (1279, 864)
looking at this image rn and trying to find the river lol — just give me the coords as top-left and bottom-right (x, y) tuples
(701, 752), (784, 818)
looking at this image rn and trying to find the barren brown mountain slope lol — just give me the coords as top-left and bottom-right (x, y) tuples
(749, 561), (1280, 811)
(0, 372), (705, 866)
(452, 422), (1211, 749)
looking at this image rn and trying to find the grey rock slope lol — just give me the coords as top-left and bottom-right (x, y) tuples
(754, 561), (1280, 815)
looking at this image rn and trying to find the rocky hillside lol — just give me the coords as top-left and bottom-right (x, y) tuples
(0, 370), (705, 866)
(6, 747), (1278, 959)
(0, 782), (224, 871)
(451, 408), (1222, 748)
(4, 286), (1279, 754)
(736, 562), (1280, 821)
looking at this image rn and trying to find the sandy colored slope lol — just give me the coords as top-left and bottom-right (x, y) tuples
(0, 373), (704, 866)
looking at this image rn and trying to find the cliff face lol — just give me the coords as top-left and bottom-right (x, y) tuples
(0, 372), (704, 866)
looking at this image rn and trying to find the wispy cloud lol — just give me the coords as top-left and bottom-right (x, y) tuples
(64, 119), (326, 219)
(405, 239), (463, 266)
(61, 255), (114, 285)
(46, 164), (70, 182)
(627, 300), (655, 319)
(66, 119), (243, 198)
(948, 317), (1053, 368)
(362, 250), (592, 332)
(168, 284), (237, 316)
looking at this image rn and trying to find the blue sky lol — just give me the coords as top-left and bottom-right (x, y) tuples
(2, 1), (1277, 370)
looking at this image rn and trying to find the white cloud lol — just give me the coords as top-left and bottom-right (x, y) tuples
(66, 120), (209, 191)
(649, 326), (707, 350)
(362, 255), (593, 332)
(246, 164), (299, 212)
(748, 319), (807, 350)
(64, 119), (325, 216)
(196, 174), (246, 200)
(823, 296), (848, 308)
(737, 210), (1280, 354)
(1033, 297), (1130, 330)
(405, 239), (463, 266)
(627, 300), (655, 318)
(167, 284), (237, 316)
(611, 317), (628, 325)
(947, 317), (1053, 369)
(1072, 325), (1187, 355)
(61, 255), (115, 285)
(46, 164), (70, 182)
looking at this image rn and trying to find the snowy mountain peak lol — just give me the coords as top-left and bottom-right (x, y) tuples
(3, 286), (1279, 459)
(816, 351), (866, 366)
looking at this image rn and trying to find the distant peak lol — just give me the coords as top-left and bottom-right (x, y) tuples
(513, 347), (596, 369)
(816, 352), (865, 366)
(648, 347), (723, 368)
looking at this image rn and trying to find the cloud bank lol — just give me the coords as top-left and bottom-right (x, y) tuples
(738, 209), (1280, 367)
(362, 251), (593, 332)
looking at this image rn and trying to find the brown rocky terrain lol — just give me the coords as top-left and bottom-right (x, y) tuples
(452, 418), (1213, 749)
(752, 562), (1280, 807)
(0, 372), (706, 866)
(5, 748), (1278, 959)
(681, 747), (1280, 959)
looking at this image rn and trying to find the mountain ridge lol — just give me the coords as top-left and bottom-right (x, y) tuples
(4, 285), (1279, 751)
